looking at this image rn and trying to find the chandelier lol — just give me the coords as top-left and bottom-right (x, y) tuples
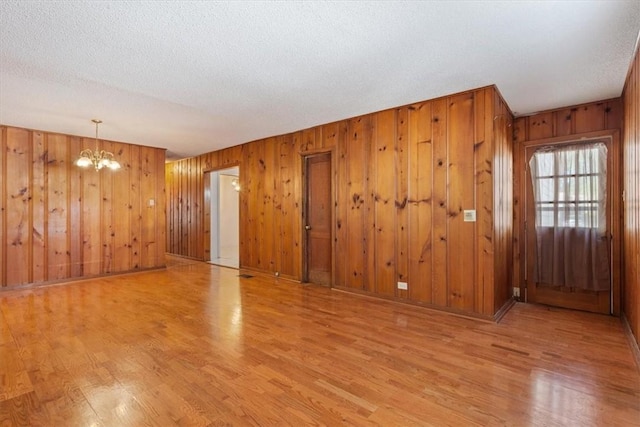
(76, 119), (121, 171)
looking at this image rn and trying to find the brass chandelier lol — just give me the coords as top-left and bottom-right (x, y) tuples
(76, 119), (121, 171)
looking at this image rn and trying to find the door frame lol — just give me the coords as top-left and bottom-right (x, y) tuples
(517, 130), (621, 315)
(301, 148), (335, 286)
(203, 162), (241, 266)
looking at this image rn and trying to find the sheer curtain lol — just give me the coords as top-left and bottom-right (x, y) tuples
(529, 142), (610, 291)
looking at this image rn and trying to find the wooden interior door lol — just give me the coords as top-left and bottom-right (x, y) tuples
(525, 142), (611, 314)
(304, 152), (332, 286)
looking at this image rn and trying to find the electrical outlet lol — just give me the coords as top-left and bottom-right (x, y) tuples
(513, 287), (520, 298)
(397, 281), (408, 290)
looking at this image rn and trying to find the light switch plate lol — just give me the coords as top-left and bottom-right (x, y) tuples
(463, 210), (476, 222)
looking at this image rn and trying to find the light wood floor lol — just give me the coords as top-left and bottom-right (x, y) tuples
(1, 258), (639, 426)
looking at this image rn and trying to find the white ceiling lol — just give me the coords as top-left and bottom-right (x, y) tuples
(1, 1), (639, 160)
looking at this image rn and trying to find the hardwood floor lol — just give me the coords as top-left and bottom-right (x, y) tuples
(1, 258), (639, 426)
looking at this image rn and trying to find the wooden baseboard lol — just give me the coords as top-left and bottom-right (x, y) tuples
(0, 266), (167, 294)
(494, 297), (517, 323)
(192, 259), (518, 323)
(622, 313), (640, 371)
(237, 266), (301, 284)
(331, 285), (503, 323)
(165, 253), (203, 262)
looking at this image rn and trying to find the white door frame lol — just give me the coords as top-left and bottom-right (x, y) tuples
(207, 166), (240, 268)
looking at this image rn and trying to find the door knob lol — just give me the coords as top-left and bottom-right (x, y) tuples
(305, 225), (311, 230)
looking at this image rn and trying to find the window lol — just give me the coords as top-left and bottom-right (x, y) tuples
(529, 143), (606, 231)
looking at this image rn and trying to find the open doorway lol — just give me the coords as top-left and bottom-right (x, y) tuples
(207, 166), (240, 269)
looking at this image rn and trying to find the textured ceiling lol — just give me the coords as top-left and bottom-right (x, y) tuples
(1, 1), (639, 160)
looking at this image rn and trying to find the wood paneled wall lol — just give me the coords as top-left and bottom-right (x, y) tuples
(622, 46), (640, 347)
(512, 98), (623, 295)
(0, 125), (166, 288)
(166, 86), (513, 318)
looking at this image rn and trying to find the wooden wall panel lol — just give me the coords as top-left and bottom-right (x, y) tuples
(527, 112), (553, 140)
(278, 134), (296, 279)
(186, 158), (194, 258)
(265, 137), (277, 273)
(512, 97), (623, 295)
(335, 124), (349, 289)
(291, 134), (304, 280)
(47, 133), (70, 280)
(187, 158), (194, 257)
(165, 85), (514, 318)
(130, 145), (141, 270)
(0, 127), (4, 285)
(474, 89), (491, 314)
(555, 108), (573, 137)
(513, 98), (622, 143)
(575, 102), (606, 134)
(322, 122), (340, 150)
(171, 162), (181, 258)
(32, 131), (46, 283)
(5, 127), (30, 285)
(0, 125), (166, 289)
(492, 92), (514, 313)
(195, 156), (204, 262)
(447, 93), (476, 311)
(181, 160), (189, 257)
(395, 107), (409, 300)
(193, 157), (202, 259)
(174, 161), (181, 257)
(256, 139), (269, 271)
(246, 141), (258, 269)
(365, 115), (376, 294)
(431, 98), (449, 308)
(622, 46), (640, 347)
(345, 117), (368, 290)
(373, 109), (396, 296)
(155, 148), (166, 268)
(177, 161), (185, 257)
(113, 142), (131, 273)
(82, 136), (102, 276)
(101, 140), (115, 273)
(203, 169), (211, 262)
(301, 128), (318, 152)
(406, 102), (433, 303)
(68, 136), (82, 278)
(276, 136), (288, 276)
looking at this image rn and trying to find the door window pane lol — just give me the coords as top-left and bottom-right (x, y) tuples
(529, 143), (607, 230)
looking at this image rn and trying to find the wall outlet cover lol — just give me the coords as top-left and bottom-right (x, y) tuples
(397, 281), (408, 290)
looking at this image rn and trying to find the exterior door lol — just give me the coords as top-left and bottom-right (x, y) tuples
(304, 152), (332, 286)
(525, 141), (611, 314)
